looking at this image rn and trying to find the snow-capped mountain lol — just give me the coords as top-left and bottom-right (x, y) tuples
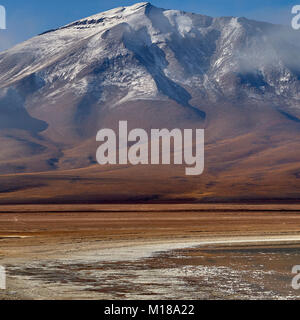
(0, 2), (300, 202)
(1, 2), (300, 108)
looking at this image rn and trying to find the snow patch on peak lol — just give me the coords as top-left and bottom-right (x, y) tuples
(230, 17), (241, 28)
(62, 2), (152, 29)
(128, 2), (152, 10)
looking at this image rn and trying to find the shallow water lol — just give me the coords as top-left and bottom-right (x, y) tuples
(5, 243), (300, 300)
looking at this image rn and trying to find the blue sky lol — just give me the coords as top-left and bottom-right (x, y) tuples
(0, 0), (299, 51)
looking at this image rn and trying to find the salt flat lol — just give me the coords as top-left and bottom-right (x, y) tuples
(1, 204), (300, 299)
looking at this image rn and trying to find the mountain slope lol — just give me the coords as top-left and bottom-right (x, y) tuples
(0, 2), (300, 202)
